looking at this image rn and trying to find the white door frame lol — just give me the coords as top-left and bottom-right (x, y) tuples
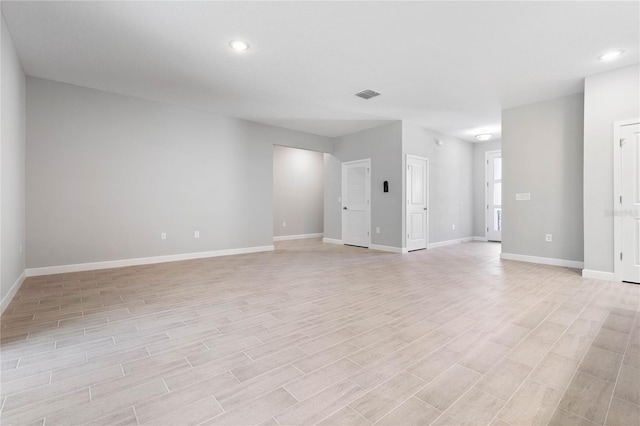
(341, 159), (371, 248)
(405, 154), (429, 251)
(485, 149), (502, 241)
(613, 118), (640, 282)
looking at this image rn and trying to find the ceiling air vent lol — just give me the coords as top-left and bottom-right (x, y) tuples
(354, 89), (381, 100)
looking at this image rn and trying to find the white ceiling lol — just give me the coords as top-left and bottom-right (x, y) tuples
(2, 1), (639, 141)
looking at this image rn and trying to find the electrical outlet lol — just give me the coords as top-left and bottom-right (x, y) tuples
(376, 227), (380, 234)
(161, 232), (166, 240)
(282, 222), (286, 227)
(545, 234), (552, 242)
(194, 231), (200, 239)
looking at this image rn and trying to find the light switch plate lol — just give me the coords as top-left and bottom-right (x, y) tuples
(516, 193), (531, 201)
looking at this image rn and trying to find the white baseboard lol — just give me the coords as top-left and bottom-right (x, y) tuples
(500, 252), (584, 269)
(581, 269), (615, 281)
(1, 270), (26, 314)
(370, 244), (405, 253)
(427, 237), (474, 249)
(473, 236), (489, 242)
(273, 233), (323, 242)
(322, 238), (343, 245)
(25, 245), (275, 277)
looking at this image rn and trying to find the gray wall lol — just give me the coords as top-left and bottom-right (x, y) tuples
(26, 77), (332, 268)
(584, 65), (640, 274)
(1, 15), (26, 309)
(502, 93), (584, 262)
(473, 140), (502, 238)
(323, 152), (341, 241)
(402, 122), (474, 246)
(328, 122), (403, 248)
(273, 145), (324, 238)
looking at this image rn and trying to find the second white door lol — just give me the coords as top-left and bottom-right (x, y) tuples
(620, 123), (640, 283)
(406, 155), (428, 251)
(342, 159), (371, 248)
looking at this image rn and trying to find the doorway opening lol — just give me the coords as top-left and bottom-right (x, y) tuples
(486, 150), (502, 242)
(272, 145), (324, 244)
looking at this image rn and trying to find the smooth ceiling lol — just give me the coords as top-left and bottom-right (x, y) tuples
(2, 1), (638, 140)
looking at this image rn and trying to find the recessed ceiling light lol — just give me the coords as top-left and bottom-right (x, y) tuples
(599, 50), (624, 61)
(229, 40), (249, 52)
(475, 133), (492, 141)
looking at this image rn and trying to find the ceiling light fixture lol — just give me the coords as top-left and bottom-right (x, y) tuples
(229, 40), (249, 52)
(475, 133), (492, 141)
(599, 50), (624, 61)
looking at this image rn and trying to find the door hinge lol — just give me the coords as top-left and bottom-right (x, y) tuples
(620, 195), (622, 204)
(487, 182), (489, 187)
(407, 234), (410, 239)
(367, 231), (370, 236)
(487, 205), (489, 210)
(367, 167), (370, 173)
(620, 252), (623, 261)
(620, 138), (626, 147)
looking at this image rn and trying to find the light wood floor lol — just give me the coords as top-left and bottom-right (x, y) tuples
(1, 239), (639, 426)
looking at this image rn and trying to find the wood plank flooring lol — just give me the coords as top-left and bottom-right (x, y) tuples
(1, 239), (638, 425)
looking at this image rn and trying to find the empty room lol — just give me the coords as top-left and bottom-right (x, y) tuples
(1, 1), (639, 425)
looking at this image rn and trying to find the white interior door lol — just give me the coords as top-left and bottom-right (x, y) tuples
(621, 123), (640, 283)
(486, 150), (502, 242)
(406, 155), (428, 251)
(342, 159), (370, 248)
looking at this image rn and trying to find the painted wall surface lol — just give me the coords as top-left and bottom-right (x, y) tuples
(402, 122), (474, 246)
(323, 152), (341, 241)
(473, 140), (502, 238)
(1, 15), (26, 309)
(273, 145), (324, 238)
(502, 93), (584, 262)
(584, 65), (640, 274)
(330, 122), (403, 248)
(26, 77), (332, 268)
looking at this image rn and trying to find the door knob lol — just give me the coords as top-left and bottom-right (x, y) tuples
(343, 207), (348, 210)
(423, 207), (427, 211)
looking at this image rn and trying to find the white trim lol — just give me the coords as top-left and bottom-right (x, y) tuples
(322, 238), (343, 245)
(613, 118), (640, 282)
(473, 236), (488, 242)
(25, 245), (275, 277)
(427, 237), (474, 249)
(582, 269), (615, 281)
(273, 233), (323, 242)
(1, 271), (25, 314)
(370, 244), (405, 253)
(500, 252), (584, 269)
